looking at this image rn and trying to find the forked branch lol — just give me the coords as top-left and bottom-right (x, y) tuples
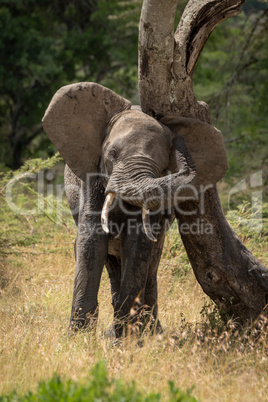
(139, 0), (245, 121)
(174, 0), (245, 77)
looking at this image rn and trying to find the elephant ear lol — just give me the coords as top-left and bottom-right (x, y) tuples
(161, 116), (228, 189)
(42, 82), (131, 181)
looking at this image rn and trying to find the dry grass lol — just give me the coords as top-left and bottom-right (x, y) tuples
(1, 220), (268, 401)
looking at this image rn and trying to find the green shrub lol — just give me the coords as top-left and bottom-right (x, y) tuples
(0, 154), (73, 256)
(0, 361), (198, 402)
(226, 201), (268, 243)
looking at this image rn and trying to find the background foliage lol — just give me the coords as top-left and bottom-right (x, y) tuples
(0, 0), (267, 183)
(194, 6), (268, 183)
(0, 0), (139, 168)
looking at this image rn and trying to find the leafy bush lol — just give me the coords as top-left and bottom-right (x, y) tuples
(0, 361), (198, 402)
(226, 201), (268, 244)
(0, 154), (73, 256)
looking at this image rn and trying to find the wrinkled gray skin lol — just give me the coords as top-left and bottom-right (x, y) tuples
(42, 83), (196, 337)
(65, 110), (195, 336)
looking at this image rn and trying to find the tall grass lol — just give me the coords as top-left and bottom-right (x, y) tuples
(0, 158), (267, 401)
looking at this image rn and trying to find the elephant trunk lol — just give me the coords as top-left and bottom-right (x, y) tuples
(102, 152), (196, 242)
(105, 154), (196, 211)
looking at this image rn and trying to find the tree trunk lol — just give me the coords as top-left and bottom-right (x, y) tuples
(138, 0), (268, 324)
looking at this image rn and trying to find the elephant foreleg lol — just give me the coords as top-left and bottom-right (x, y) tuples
(113, 216), (155, 336)
(69, 181), (108, 332)
(105, 254), (122, 311)
(103, 254), (122, 338)
(144, 236), (165, 332)
(144, 213), (172, 332)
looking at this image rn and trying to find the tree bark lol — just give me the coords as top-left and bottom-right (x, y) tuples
(178, 186), (268, 323)
(138, 0), (178, 117)
(138, 0), (268, 324)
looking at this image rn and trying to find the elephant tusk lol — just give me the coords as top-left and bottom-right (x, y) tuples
(101, 192), (115, 234)
(142, 207), (157, 243)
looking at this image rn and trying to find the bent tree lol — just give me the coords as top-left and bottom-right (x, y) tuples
(138, 0), (268, 323)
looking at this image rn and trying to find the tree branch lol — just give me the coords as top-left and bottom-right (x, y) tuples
(174, 0), (245, 78)
(138, 0), (178, 116)
(139, 0), (245, 122)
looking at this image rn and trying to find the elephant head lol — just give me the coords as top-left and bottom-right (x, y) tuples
(42, 82), (227, 241)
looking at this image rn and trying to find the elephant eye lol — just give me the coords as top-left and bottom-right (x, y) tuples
(109, 149), (118, 160)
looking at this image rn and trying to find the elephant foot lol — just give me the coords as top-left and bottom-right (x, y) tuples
(68, 306), (98, 335)
(103, 316), (162, 341)
(103, 324), (116, 339)
(113, 298), (162, 338)
(111, 317), (162, 339)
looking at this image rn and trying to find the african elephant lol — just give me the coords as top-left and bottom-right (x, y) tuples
(42, 82), (227, 336)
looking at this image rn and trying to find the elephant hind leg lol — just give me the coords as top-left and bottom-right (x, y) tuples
(64, 164), (81, 226)
(69, 179), (108, 333)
